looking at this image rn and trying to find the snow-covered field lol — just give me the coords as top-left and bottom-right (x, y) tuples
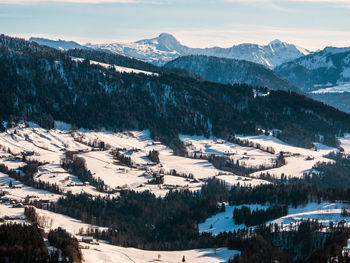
(33, 205), (240, 263)
(199, 202), (350, 235)
(0, 172), (60, 202)
(236, 135), (336, 179)
(82, 243), (240, 263)
(180, 135), (276, 169)
(0, 123), (272, 199)
(180, 134), (338, 179)
(199, 204), (269, 235)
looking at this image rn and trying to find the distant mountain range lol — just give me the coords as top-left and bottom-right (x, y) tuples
(30, 33), (309, 68)
(275, 47), (350, 113)
(165, 55), (300, 93)
(275, 47), (350, 92)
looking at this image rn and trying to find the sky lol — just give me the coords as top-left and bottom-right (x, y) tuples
(0, 0), (349, 51)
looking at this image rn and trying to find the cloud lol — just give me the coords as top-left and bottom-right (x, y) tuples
(170, 25), (350, 50)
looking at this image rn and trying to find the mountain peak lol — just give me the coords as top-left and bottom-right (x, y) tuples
(269, 39), (284, 45)
(158, 32), (175, 39)
(157, 33), (179, 44)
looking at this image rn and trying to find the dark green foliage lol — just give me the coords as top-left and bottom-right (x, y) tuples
(164, 55), (300, 92)
(305, 153), (350, 189)
(0, 224), (48, 263)
(233, 205), (288, 227)
(61, 151), (106, 192)
(147, 150), (160, 163)
(110, 149), (134, 167)
(49, 178), (228, 250)
(48, 227), (82, 263)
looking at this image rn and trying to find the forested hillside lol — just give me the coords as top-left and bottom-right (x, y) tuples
(164, 55), (300, 92)
(1, 34), (350, 149)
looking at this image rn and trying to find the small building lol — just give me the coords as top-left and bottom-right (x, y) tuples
(82, 236), (94, 243)
(83, 181), (90, 186)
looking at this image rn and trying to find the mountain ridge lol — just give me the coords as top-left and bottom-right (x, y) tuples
(165, 55), (301, 93)
(30, 33), (310, 68)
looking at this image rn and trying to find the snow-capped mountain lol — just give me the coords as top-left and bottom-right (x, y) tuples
(29, 37), (88, 50)
(275, 47), (350, 113)
(275, 47), (350, 92)
(31, 33), (310, 68)
(165, 55), (300, 92)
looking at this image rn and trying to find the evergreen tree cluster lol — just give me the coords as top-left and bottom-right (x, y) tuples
(0, 224), (49, 262)
(48, 227), (82, 263)
(61, 151), (106, 192)
(147, 150), (160, 164)
(233, 205), (288, 227)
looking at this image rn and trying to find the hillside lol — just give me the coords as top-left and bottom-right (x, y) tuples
(275, 47), (350, 92)
(275, 47), (350, 113)
(3, 34), (350, 263)
(164, 55), (300, 92)
(1, 34), (350, 149)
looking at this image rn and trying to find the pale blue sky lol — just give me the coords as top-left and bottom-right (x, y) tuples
(0, 0), (349, 50)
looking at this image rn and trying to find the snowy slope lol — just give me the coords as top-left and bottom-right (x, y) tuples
(180, 134), (337, 179)
(275, 48), (350, 92)
(72, 57), (158, 76)
(200, 202), (350, 235)
(0, 123), (271, 198)
(30, 37), (88, 50)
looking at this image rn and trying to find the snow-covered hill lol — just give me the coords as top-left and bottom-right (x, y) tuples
(31, 33), (309, 68)
(275, 47), (350, 92)
(29, 37), (88, 51)
(275, 47), (350, 113)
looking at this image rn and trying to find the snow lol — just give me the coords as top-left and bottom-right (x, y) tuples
(0, 172), (61, 202)
(0, 203), (25, 219)
(85, 33), (308, 68)
(32, 205), (240, 263)
(0, 125), (271, 198)
(311, 83), (350, 94)
(340, 134), (350, 153)
(82, 243), (240, 263)
(199, 203), (269, 235)
(200, 202), (350, 235)
(180, 134), (336, 179)
(35, 164), (112, 197)
(270, 202), (350, 229)
(35, 208), (108, 234)
(180, 135), (276, 169)
(235, 135), (336, 179)
(72, 57), (158, 76)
